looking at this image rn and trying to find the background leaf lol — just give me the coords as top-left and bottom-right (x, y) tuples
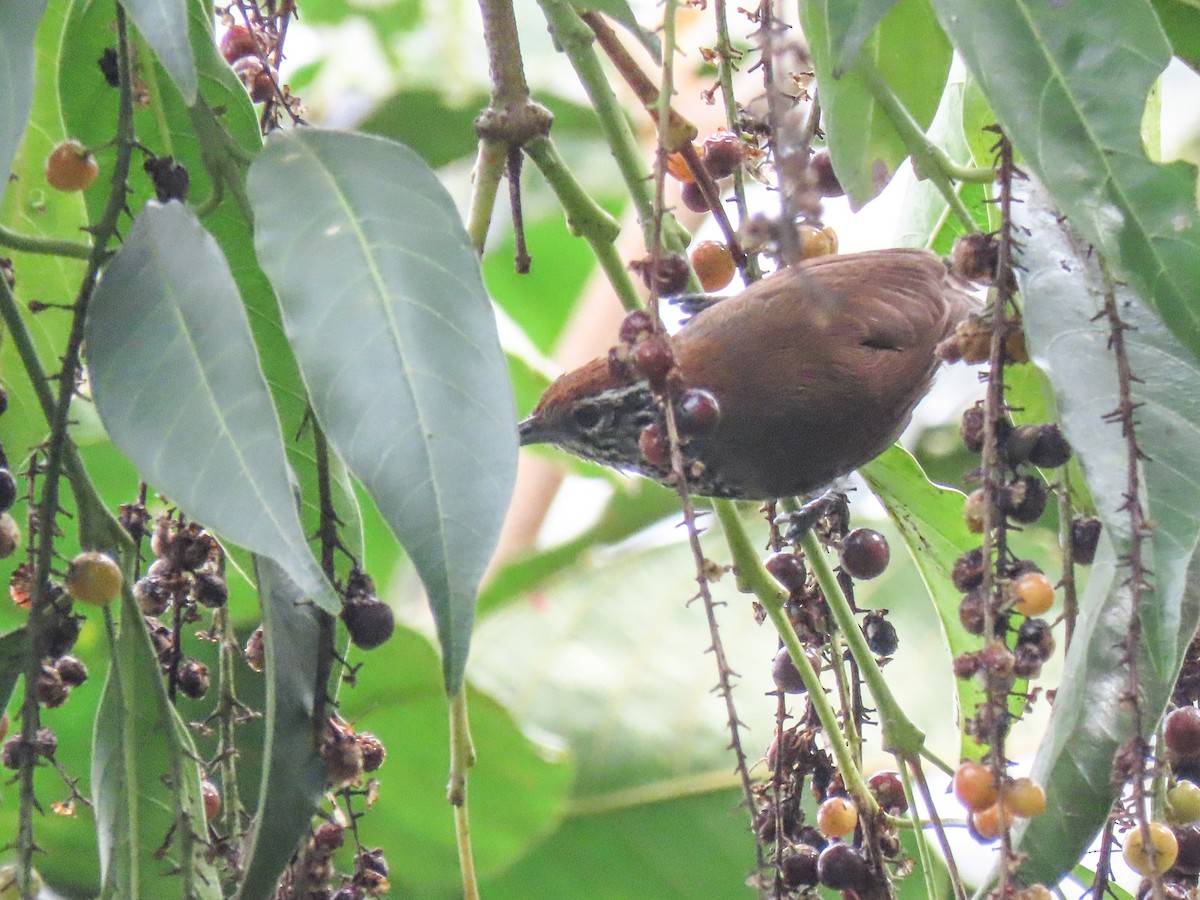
(248, 128), (518, 693)
(119, 0), (197, 103)
(84, 201), (337, 614)
(0, 0), (48, 205)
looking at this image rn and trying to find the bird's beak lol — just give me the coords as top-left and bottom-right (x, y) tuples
(518, 415), (542, 446)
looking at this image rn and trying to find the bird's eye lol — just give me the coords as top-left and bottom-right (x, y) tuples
(571, 405), (604, 431)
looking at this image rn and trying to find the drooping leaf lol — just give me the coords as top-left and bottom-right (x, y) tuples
(93, 592), (220, 898)
(248, 128), (518, 693)
(120, 0), (197, 103)
(85, 201), (337, 614)
(826, 0), (901, 74)
(0, 0), (47, 206)
(1000, 182), (1200, 886)
(0, 627), (28, 715)
(234, 557), (327, 900)
(929, 0), (1200, 366)
(799, 0), (952, 207)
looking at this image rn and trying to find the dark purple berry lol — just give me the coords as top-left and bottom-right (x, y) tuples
(771, 646), (809, 694)
(701, 131), (745, 179)
(810, 150), (843, 197)
(1016, 618), (1055, 660)
(817, 842), (871, 892)
(0, 469), (15, 513)
(618, 310), (654, 345)
(1070, 516), (1102, 565)
(1003, 474), (1049, 524)
(863, 610), (899, 657)
(1166, 707), (1200, 758)
(342, 596), (395, 650)
(952, 547), (986, 592)
(781, 845), (819, 888)
(868, 770), (908, 814)
(676, 389), (720, 434)
(765, 553), (806, 594)
(632, 333), (675, 388)
(1030, 424), (1072, 467)
(680, 180), (711, 213)
(839, 528), (889, 580)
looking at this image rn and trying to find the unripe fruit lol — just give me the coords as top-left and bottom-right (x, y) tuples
(701, 131), (745, 179)
(817, 795), (858, 838)
(1122, 821), (1178, 876)
(342, 596), (395, 650)
(1166, 707), (1200, 758)
(953, 760), (998, 812)
(201, 779), (221, 820)
(1002, 777), (1046, 818)
(970, 802), (1014, 842)
(799, 223), (837, 259)
(45, 140), (99, 192)
(839, 528), (889, 580)
(690, 240), (736, 292)
(1167, 780), (1200, 825)
(1011, 571), (1055, 617)
(64, 551), (122, 606)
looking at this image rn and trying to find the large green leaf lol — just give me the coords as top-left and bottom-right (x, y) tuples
(826, 0), (901, 73)
(93, 591), (220, 898)
(929, 0), (1200, 367)
(234, 557), (328, 900)
(1151, 0), (1200, 72)
(120, 0), (196, 103)
(0, 0), (47, 204)
(85, 201), (337, 614)
(248, 128), (518, 693)
(1000, 182), (1200, 886)
(0, 627), (28, 714)
(799, 0), (951, 207)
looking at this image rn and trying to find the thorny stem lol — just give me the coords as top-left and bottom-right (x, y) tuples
(311, 421), (339, 731)
(1100, 257), (1161, 899)
(651, 0), (761, 874)
(19, 7), (137, 897)
(0, 225), (94, 260)
(1057, 481), (1078, 649)
(755, 0), (801, 265)
(771, 692), (786, 898)
(213, 606), (248, 846)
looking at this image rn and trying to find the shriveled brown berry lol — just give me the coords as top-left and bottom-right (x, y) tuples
(978, 641), (1015, 678)
(177, 659), (210, 700)
(1003, 424), (1041, 466)
(780, 845), (819, 888)
(951, 233), (1000, 284)
(143, 155), (190, 203)
(953, 652), (981, 679)
(955, 315), (992, 365)
(232, 56), (275, 103)
(0, 469), (15, 514)
(357, 732), (386, 772)
(35, 665), (68, 708)
(958, 588), (989, 636)
(690, 240), (736, 292)
(45, 609), (80, 658)
(839, 528), (889, 580)
(134, 576), (171, 616)
(676, 389), (720, 435)
(1005, 327), (1031, 364)
(192, 571), (228, 608)
(1012, 643), (1044, 679)
(201, 779), (221, 820)
(960, 403), (987, 453)
(1003, 475), (1049, 524)
(810, 150), (843, 197)
(54, 655), (88, 687)
(817, 842), (871, 892)
(1167, 707), (1200, 758)
(244, 625), (265, 672)
(638, 423), (668, 468)
(618, 309), (654, 345)
(964, 488), (992, 534)
(1030, 424), (1072, 467)
(1016, 618), (1055, 659)
(632, 333), (676, 389)
(868, 770), (907, 814)
(342, 596), (395, 650)
(952, 547), (987, 592)
(353, 847), (390, 894)
(0, 513), (22, 559)
(323, 723), (364, 789)
(765, 553), (806, 594)
(701, 131), (745, 178)
(313, 821), (346, 855)
(1070, 516), (1102, 565)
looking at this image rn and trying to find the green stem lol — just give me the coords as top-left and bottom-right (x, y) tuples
(899, 762), (939, 900)
(448, 688), (479, 900)
(713, 500), (879, 818)
(214, 606), (246, 840)
(797, 530), (925, 757)
(523, 135), (642, 311)
(0, 224), (93, 259)
(466, 140), (507, 255)
(856, 57), (984, 231)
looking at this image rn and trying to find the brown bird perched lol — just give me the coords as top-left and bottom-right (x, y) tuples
(519, 248), (977, 500)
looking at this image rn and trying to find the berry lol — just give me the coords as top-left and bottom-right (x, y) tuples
(45, 140), (99, 192)
(134, 576), (171, 616)
(177, 659), (210, 700)
(1016, 618), (1055, 659)
(54, 655), (88, 687)
(951, 233), (1000, 284)
(964, 488), (991, 533)
(636, 254), (690, 297)
(192, 571), (228, 608)
(701, 131), (745, 179)
(771, 646), (810, 695)
(954, 315), (992, 364)
(342, 596), (395, 650)
(816, 842), (871, 891)
(201, 779), (220, 820)
(1166, 707), (1200, 758)
(953, 652), (981, 679)
(35, 665), (68, 708)
(817, 796), (858, 838)
(313, 821), (346, 854)
(970, 802), (1014, 842)
(0, 469), (15, 513)
(618, 309), (654, 345)
(1003, 475), (1048, 524)
(244, 625), (265, 672)
(1167, 781), (1200, 825)
(952, 547), (987, 593)
(867, 770), (907, 815)
(978, 641), (1015, 678)
(143, 155), (190, 203)
(1122, 821), (1178, 876)
(1011, 572), (1054, 617)
(232, 56), (275, 103)
(799, 223), (837, 259)
(839, 529), (889, 580)
(0, 513), (20, 558)
(358, 732), (386, 772)
(65, 550), (122, 606)
(960, 404), (987, 453)
(953, 760), (998, 812)
(1172, 822), (1200, 875)
(1002, 424), (1041, 466)
(780, 845), (819, 888)
(9, 563), (32, 610)
(676, 389), (720, 435)
(638, 423), (668, 468)
(690, 240), (735, 292)
(1029, 425), (1071, 467)
(863, 611), (899, 658)
(958, 588), (988, 636)
(632, 333), (676, 388)
(765, 553), (806, 594)
(1070, 516), (1102, 565)
(680, 180), (711, 213)
(810, 150), (843, 197)
(1002, 777), (1046, 818)
(665, 148), (698, 183)
(322, 722), (364, 789)
(219, 25), (261, 64)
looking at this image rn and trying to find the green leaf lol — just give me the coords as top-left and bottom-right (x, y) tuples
(234, 557), (327, 900)
(1001, 182), (1200, 886)
(120, 0), (196, 103)
(0, 0), (47, 205)
(861, 447), (986, 759)
(1151, 0), (1200, 72)
(799, 0), (951, 207)
(0, 627), (28, 715)
(827, 0), (901, 73)
(248, 128), (518, 693)
(85, 201), (337, 614)
(93, 592), (220, 898)
(929, 0), (1200, 367)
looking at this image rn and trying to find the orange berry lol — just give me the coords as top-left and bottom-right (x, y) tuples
(799, 223), (837, 259)
(1011, 572), (1054, 616)
(1001, 777), (1046, 818)
(45, 140), (99, 192)
(666, 147), (699, 183)
(816, 795), (858, 838)
(1122, 821), (1178, 876)
(953, 761), (998, 812)
(970, 802), (1014, 842)
(690, 240), (735, 292)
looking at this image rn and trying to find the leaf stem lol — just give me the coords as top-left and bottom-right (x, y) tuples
(0, 224), (94, 260)
(447, 688), (479, 900)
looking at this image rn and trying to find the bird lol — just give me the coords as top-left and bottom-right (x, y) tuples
(518, 248), (977, 500)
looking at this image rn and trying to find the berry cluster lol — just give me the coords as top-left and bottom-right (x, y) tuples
(273, 819), (391, 900)
(952, 760), (1046, 843)
(668, 130), (749, 214)
(220, 24), (276, 104)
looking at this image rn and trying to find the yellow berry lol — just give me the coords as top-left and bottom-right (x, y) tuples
(1011, 572), (1054, 616)
(1122, 821), (1178, 876)
(45, 140), (99, 192)
(64, 550), (122, 606)
(1168, 780), (1200, 825)
(816, 795), (858, 838)
(799, 223), (837, 259)
(970, 802), (1014, 842)
(690, 240), (736, 292)
(1002, 777), (1046, 818)
(953, 760), (998, 812)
